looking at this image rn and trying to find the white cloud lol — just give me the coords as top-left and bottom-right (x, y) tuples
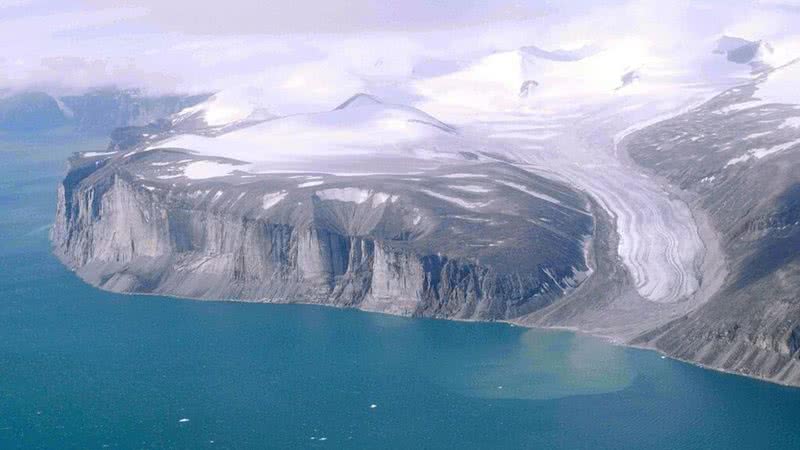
(0, 0), (798, 105)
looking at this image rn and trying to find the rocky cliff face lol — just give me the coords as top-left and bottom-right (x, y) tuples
(53, 149), (594, 322)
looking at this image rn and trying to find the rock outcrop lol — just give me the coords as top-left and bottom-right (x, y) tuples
(53, 148), (594, 322)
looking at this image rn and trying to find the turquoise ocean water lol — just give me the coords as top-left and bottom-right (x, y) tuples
(1, 131), (799, 449)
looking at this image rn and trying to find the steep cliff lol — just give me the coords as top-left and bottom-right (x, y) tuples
(53, 148), (594, 322)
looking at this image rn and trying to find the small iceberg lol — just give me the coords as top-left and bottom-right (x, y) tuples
(178, 418), (190, 423)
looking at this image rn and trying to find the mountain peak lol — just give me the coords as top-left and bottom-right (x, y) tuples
(714, 35), (775, 72)
(334, 93), (383, 110)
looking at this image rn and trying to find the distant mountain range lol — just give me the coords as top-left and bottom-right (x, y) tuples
(0, 89), (208, 134)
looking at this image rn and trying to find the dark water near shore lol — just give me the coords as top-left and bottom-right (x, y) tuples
(2, 130), (800, 449)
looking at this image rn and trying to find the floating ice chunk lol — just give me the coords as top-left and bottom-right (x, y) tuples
(178, 418), (190, 423)
(370, 404), (377, 409)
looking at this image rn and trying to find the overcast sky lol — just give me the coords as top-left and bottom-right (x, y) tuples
(1, 0), (799, 97)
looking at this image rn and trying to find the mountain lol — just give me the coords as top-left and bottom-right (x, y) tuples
(623, 61), (800, 384)
(47, 38), (800, 387)
(51, 93), (595, 320)
(0, 92), (70, 131)
(0, 89), (207, 134)
(714, 35), (776, 72)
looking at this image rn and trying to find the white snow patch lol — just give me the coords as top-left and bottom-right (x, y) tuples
(315, 188), (392, 206)
(83, 151), (116, 157)
(755, 62), (800, 106)
(421, 189), (491, 209)
(316, 188), (372, 204)
(751, 137), (800, 159)
(183, 161), (238, 179)
(488, 131), (560, 141)
(438, 173), (487, 179)
(298, 180), (324, 188)
(744, 131), (772, 140)
(780, 117), (800, 129)
(262, 191), (287, 210)
(714, 101), (764, 114)
(497, 180), (562, 205)
(371, 192), (398, 207)
(448, 184), (491, 193)
(726, 137), (800, 166)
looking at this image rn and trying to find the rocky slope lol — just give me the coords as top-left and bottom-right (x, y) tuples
(624, 62), (800, 385)
(52, 133), (595, 320)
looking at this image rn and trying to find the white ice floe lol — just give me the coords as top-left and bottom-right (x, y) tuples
(178, 418), (190, 423)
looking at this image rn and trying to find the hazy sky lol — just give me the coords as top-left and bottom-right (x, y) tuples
(1, 0), (798, 97)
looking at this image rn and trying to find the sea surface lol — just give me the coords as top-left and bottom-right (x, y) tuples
(2, 130), (800, 449)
